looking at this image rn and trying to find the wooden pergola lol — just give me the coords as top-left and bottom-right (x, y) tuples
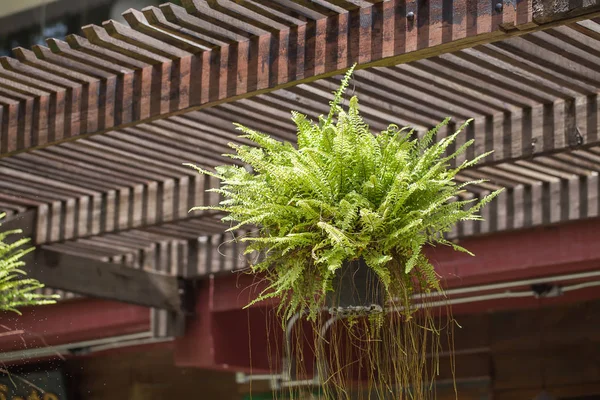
(1, 0), (600, 345)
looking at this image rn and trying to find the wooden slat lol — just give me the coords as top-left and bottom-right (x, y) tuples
(2, 0), (599, 159)
(27, 159), (598, 279)
(1, 2), (600, 276)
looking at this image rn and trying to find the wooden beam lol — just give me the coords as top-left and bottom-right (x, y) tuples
(0, 209), (35, 237)
(12, 156), (597, 279)
(1, 210), (191, 313)
(0, 0), (599, 159)
(26, 161), (599, 254)
(21, 248), (185, 311)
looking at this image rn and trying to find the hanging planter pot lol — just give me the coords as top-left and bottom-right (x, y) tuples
(186, 65), (501, 399)
(326, 257), (384, 316)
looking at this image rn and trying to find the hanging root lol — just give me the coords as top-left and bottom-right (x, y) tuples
(266, 269), (455, 400)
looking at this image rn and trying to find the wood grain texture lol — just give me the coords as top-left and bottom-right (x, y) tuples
(1, 1), (600, 296)
(0, 0), (597, 159)
(533, 0), (600, 24)
(22, 247), (183, 311)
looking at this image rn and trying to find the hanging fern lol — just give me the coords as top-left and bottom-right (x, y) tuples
(0, 214), (58, 314)
(186, 65), (501, 321)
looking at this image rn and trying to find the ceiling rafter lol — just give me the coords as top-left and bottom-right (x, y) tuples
(0, 0), (598, 158)
(0, 0), (600, 308)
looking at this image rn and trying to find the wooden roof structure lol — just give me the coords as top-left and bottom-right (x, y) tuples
(1, 0), (600, 337)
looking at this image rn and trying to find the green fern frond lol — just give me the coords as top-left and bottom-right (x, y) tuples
(0, 214), (59, 314)
(186, 65), (502, 319)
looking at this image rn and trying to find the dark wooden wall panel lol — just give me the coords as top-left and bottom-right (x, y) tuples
(64, 347), (241, 400)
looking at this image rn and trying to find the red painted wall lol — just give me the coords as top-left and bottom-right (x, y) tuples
(176, 218), (600, 370)
(0, 298), (150, 354)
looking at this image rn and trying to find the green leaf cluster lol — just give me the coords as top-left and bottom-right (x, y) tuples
(0, 214), (59, 314)
(187, 66), (502, 320)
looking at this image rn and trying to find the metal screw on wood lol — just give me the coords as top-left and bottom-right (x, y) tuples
(575, 128), (584, 145)
(495, 2), (503, 12)
(407, 11), (415, 21)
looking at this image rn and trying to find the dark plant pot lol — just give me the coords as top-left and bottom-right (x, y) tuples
(326, 258), (385, 316)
